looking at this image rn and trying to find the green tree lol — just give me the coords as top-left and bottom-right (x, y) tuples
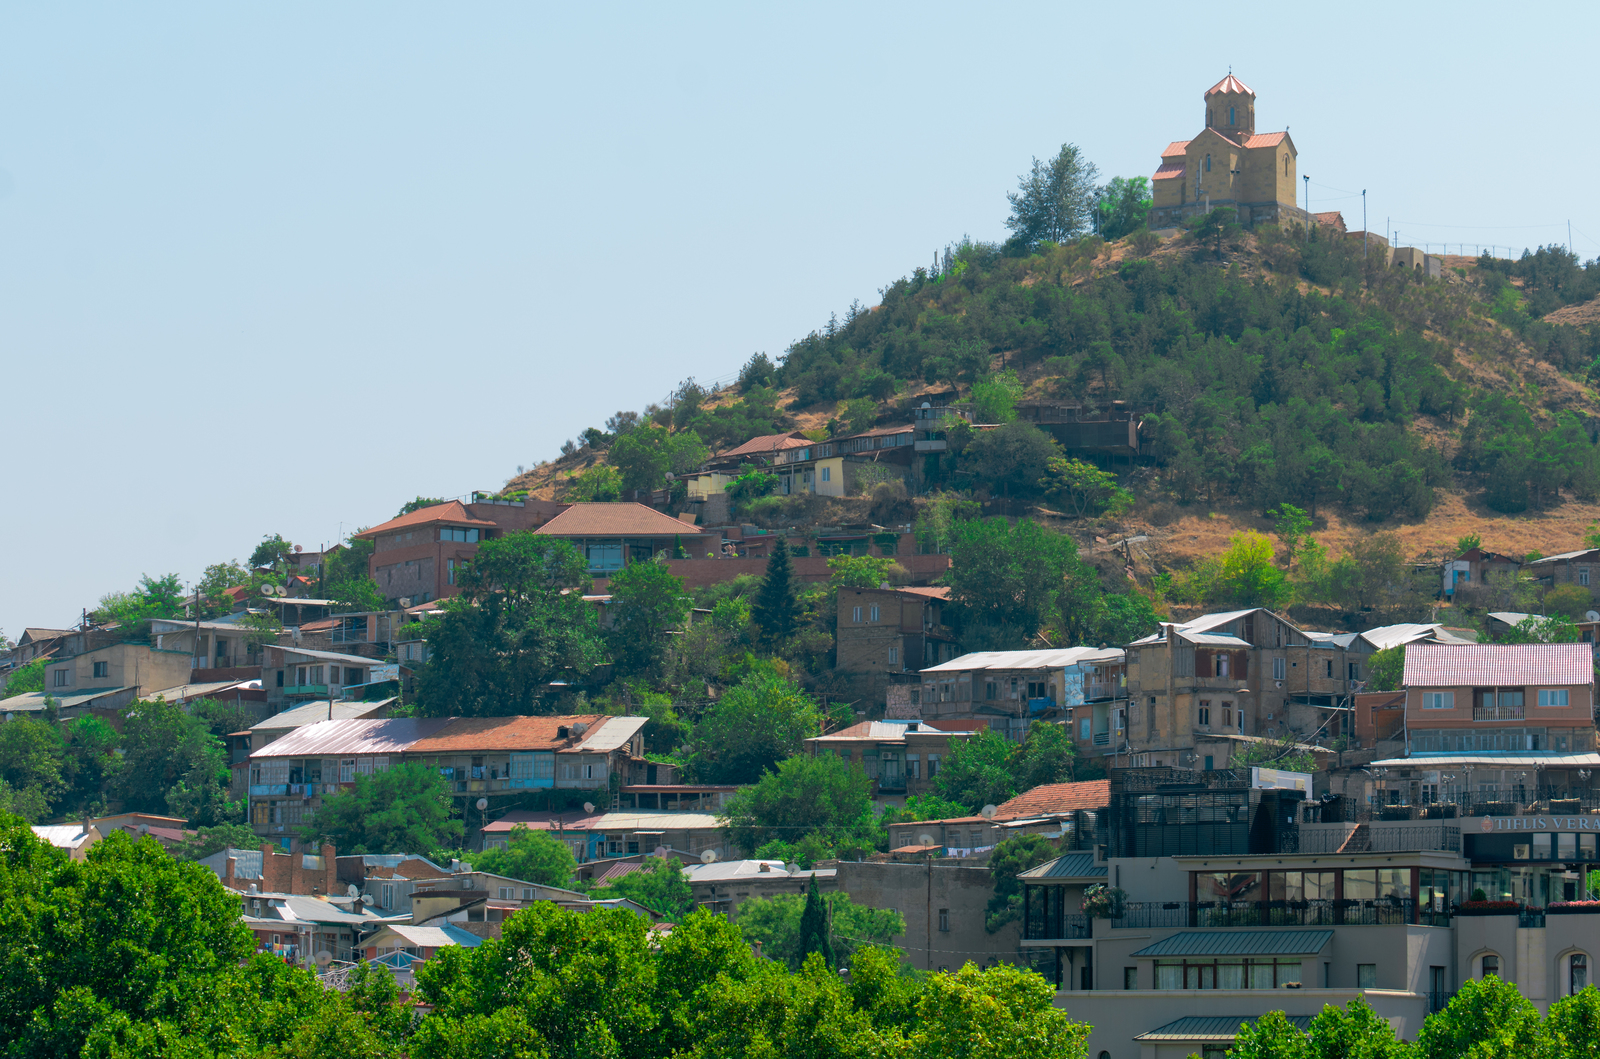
(1545, 583), (1596, 620)
(608, 424), (709, 493)
(1193, 530), (1291, 609)
(943, 517), (1097, 648)
(591, 855), (693, 919)
(250, 533), (296, 569)
(985, 833), (1059, 932)
(913, 491), (981, 555)
(399, 496), (449, 517)
(881, 793), (972, 827)
(472, 824), (579, 887)
(720, 752), (874, 855)
(1005, 143), (1100, 249)
(1414, 975), (1544, 1059)
(298, 761), (464, 857)
(904, 962), (1090, 1059)
(752, 538), (798, 645)
(2, 658), (47, 696)
(605, 560), (690, 675)
(725, 465), (779, 509)
(61, 715), (118, 813)
(567, 463), (623, 502)
(194, 560), (250, 619)
(1499, 614), (1582, 644)
(175, 822), (264, 861)
(1039, 455), (1132, 517)
(323, 536), (385, 611)
(827, 553), (902, 589)
(797, 873), (836, 970)
(1012, 721), (1080, 791)
(1228, 1010), (1312, 1059)
(111, 697), (237, 825)
(1367, 646), (1405, 691)
(959, 421), (1059, 499)
(689, 673), (822, 785)
(417, 533), (605, 716)
(1306, 994), (1410, 1059)
(971, 369), (1023, 423)
(1094, 175), (1152, 240)
(0, 717), (66, 814)
(1544, 986), (1600, 1059)
(95, 573), (186, 626)
(1090, 591), (1161, 647)
(1188, 205), (1241, 260)
(934, 729), (1018, 811)
(734, 893), (904, 971)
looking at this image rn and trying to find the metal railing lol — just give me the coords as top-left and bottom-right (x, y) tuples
(1093, 732), (1110, 746)
(1428, 991), (1455, 1013)
(1107, 899), (1417, 928)
(1024, 913), (1092, 941)
(1473, 704), (1525, 721)
(1295, 825), (1461, 855)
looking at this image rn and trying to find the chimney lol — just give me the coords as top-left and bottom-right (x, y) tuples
(322, 844), (338, 895)
(225, 856), (237, 888)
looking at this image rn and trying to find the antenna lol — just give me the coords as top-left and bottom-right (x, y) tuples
(701, 849), (718, 864)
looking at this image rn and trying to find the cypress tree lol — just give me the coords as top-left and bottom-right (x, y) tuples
(797, 872), (835, 969)
(753, 537), (797, 644)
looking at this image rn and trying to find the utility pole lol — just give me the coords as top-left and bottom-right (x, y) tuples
(1362, 190), (1367, 264)
(1303, 175), (1310, 245)
(1571, 221), (1575, 256)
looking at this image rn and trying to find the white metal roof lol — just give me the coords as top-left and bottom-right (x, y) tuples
(1371, 753), (1600, 768)
(269, 645), (384, 666)
(250, 700), (390, 731)
(577, 715), (649, 753)
(919, 647), (1122, 674)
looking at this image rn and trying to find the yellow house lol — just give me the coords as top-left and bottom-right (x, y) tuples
(1149, 74), (1305, 230)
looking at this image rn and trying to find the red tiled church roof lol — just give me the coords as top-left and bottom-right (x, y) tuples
(1206, 73), (1254, 97)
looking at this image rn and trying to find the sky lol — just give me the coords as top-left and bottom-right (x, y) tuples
(4, 1), (1599, 637)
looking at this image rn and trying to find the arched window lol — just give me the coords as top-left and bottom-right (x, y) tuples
(1205, 154), (1211, 173)
(1481, 954), (1500, 978)
(1229, 106), (1235, 126)
(1284, 154), (1290, 176)
(1573, 953), (1588, 994)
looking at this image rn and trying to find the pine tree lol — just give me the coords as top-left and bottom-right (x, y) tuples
(797, 873), (835, 969)
(753, 538), (797, 645)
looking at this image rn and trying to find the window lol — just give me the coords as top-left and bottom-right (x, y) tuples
(1205, 153), (1211, 172)
(938, 909), (950, 932)
(1422, 692), (1454, 709)
(1273, 657), (1286, 680)
(447, 559), (456, 585)
(1222, 706), (1232, 727)
(1583, 568), (1591, 587)
(1358, 964), (1377, 988)
(92, 661), (108, 679)
(888, 646), (898, 664)
(1124, 967), (1138, 989)
(1574, 953), (1588, 994)
(870, 605), (880, 622)
(905, 755), (920, 779)
(1348, 662), (1360, 681)
(439, 527), (480, 543)
(852, 606), (862, 623)
(1325, 660), (1334, 678)
(53, 669), (68, 687)
(498, 887), (511, 900)
(1215, 654), (1229, 677)
(821, 467), (830, 482)
(1540, 689), (1571, 707)
(1284, 154), (1290, 176)
(1481, 955), (1499, 978)
(380, 884), (394, 909)
(1198, 705), (1211, 726)
(521, 888), (534, 901)
(1228, 105), (1235, 125)
(586, 542), (623, 571)
(927, 754), (940, 778)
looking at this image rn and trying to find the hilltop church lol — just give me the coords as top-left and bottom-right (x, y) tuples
(1148, 74), (1309, 230)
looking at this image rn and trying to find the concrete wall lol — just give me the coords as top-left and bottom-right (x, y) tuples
(836, 859), (1021, 972)
(1455, 912), (1600, 1012)
(43, 643), (192, 697)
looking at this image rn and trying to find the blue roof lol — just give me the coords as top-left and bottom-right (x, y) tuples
(1130, 929), (1333, 958)
(1018, 853), (1107, 880)
(441, 924), (484, 947)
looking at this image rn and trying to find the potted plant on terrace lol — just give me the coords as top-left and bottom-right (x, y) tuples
(1081, 885), (1127, 920)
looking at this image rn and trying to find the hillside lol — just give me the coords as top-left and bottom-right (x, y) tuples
(502, 225), (1600, 578)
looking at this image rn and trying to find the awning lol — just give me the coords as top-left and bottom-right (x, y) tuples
(1135, 1016), (1313, 1042)
(1129, 929), (1333, 958)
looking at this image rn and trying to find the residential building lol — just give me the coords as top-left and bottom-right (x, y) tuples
(1527, 548), (1600, 590)
(882, 780), (1110, 855)
(1147, 74), (1308, 231)
(772, 425), (917, 497)
(479, 808), (731, 864)
(806, 720), (974, 806)
(149, 617), (264, 670)
(836, 858), (1023, 973)
(243, 714), (649, 851)
(1442, 545), (1524, 598)
(835, 586), (956, 702)
(917, 647), (1127, 744)
(259, 644), (391, 708)
(532, 502), (714, 578)
(234, 891), (385, 965)
(685, 859), (838, 922)
(42, 641), (192, 701)
(362, 923), (483, 965)
(204, 842), (342, 896)
(355, 497), (565, 607)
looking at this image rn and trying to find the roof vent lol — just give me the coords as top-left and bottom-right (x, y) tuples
(758, 862), (770, 872)
(248, 883), (259, 894)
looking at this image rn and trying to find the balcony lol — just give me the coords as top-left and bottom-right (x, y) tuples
(1023, 912), (1092, 941)
(1085, 682), (1121, 701)
(913, 439), (947, 452)
(1473, 704), (1525, 721)
(1107, 899), (1418, 928)
(1093, 732), (1110, 746)
(281, 684), (329, 696)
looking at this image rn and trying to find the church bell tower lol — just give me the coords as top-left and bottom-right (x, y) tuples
(1204, 73), (1256, 141)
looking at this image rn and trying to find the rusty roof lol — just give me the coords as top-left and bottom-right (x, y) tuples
(1205, 73), (1254, 96)
(533, 502), (702, 538)
(1403, 642), (1594, 688)
(717, 432), (813, 458)
(353, 501), (498, 540)
(1153, 162), (1186, 180)
(249, 717), (453, 758)
(994, 779), (1111, 819)
(409, 714), (610, 752)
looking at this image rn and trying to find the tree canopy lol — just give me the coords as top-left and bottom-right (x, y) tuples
(472, 824), (579, 888)
(297, 761), (464, 858)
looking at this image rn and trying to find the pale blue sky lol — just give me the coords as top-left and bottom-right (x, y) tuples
(4, 2), (1597, 636)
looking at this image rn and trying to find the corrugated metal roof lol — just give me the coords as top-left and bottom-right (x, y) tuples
(1188, 633), (1252, 647)
(1136, 1016), (1311, 1042)
(1372, 752), (1600, 768)
(384, 924), (483, 948)
(1130, 930), (1332, 958)
(534, 502), (702, 538)
(1403, 642), (1593, 687)
(269, 645), (385, 666)
(1, 687), (131, 712)
(1529, 549), (1600, 565)
(409, 714), (608, 752)
(1017, 853), (1107, 880)
(248, 717), (452, 758)
(1358, 623), (1475, 650)
(251, 701), (388, 731)
(576, 715), (648, 753)
(919, 647), (1123, 674)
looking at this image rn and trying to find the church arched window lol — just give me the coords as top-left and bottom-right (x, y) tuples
(1229, 106), (1235, 126)
(1205, 154), (1211, 173)
(1284, 154), (1290, 176)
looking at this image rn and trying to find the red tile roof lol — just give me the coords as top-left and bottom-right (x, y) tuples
(534, 502), (703, 538)
(1241, 132), (1288, 149)
(409, 714), (610, 752)
(896, 586), (951, 600)
(1403, 643), (1594, 688)
(995, 779), (1111, 819)
(1160, 140), (1191, 158)
(1206, 73), (1254, 97)
(353, 501), (497, 540)
(1153, 162), (1186, 180)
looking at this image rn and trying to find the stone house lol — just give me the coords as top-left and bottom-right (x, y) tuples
(805, 719), (973, 807)
(355, 497), (565, 607)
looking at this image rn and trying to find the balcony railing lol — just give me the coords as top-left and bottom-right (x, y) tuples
(1093, 732), (1110, 746)
(1107, 899), (1417, 928)
(1295, 825), (1462, 855)
(281, 684), (329, 696)
(1085, 682), (1121, 701)
(1473, 704), (1525, 721)
(1023, 913), (1092, 941)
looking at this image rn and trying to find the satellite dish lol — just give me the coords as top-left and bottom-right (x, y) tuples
(347, 883), (360, 899)
(980, 805), (998, 820)
(294, 545), (304, 553)
(786, 863), (801, 875)
(360, 893), (374, 904)
(476, 798), (489, 811)
(583, 802), (595, 814)
(701, 849), (718, 864)
(572, 722), (589, 737)
(399, 598), (412, 609)
(315, 951), (333, 966)
(917, 833), (936, 846)
(653, 845), (669, 858)
(1586, 611), (1599, 622)
(921, 401), (931, 409)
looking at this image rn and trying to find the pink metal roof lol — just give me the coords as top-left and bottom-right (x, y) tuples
(248, 717), (452, 758)
(533, 502), (702, 538)
(1241, 131), (1288, 149)
(1153, 162), (1186, 180)
(1403, 643), (1594, 688)
(1206, 74), (1254, 96)
(1160, 140), (1191, 158)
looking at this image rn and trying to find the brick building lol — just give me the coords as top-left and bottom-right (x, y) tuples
(355, 497), (564, 606)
